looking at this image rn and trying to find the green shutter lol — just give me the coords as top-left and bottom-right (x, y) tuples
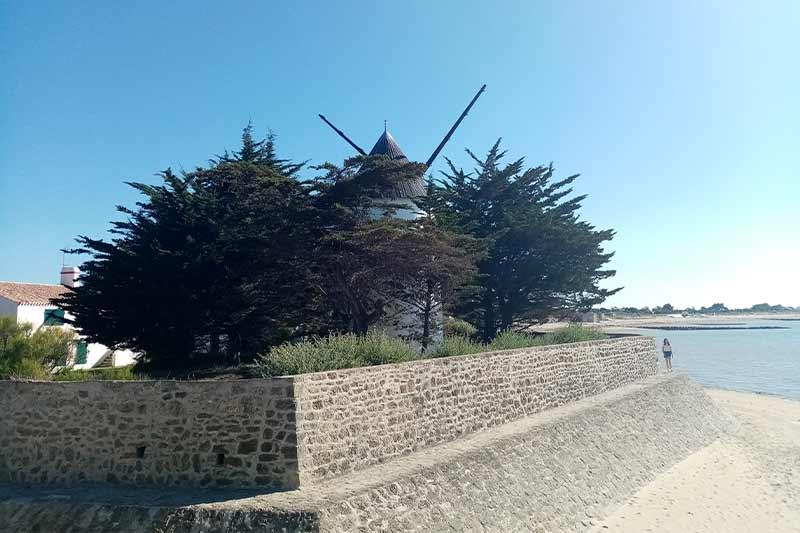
(76, 341), (88, 365)
(43, 308), (65, 326)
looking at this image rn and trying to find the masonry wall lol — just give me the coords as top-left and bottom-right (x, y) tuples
(0, 336), (658, 490)
(0, 373), (730, 533)
(292, 336), (659, 483)
(0, 379), (300, 489)
(314, 373), (730, 533)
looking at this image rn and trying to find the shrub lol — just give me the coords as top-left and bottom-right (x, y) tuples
(256, 325), (608, 376)
(488, 330), (539, 351)
(259, 333), (419, 377)
(532, 323), (607, 345)
(1, 317), (76, 379)
(443, 317), (478, 338)
(51, 366), (143, 381)
(433, 335), (486, 358)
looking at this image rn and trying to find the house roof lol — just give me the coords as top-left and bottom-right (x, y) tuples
(0, 282), (68, 305)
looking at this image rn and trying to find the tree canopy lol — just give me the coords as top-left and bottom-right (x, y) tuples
(57, 126), (314, 370)
(58, 127), (619, 370)
(433, 141), (620, 340)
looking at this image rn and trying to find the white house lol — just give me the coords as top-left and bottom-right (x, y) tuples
(0, 267), (137, 369)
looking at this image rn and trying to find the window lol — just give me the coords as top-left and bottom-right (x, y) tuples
(75, 341), (88, 365)
(43, 308), (65, 326)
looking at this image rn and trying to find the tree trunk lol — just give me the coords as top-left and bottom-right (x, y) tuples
(500, 299), (514, 332)
(481, 290), (497, 342)
(420, 280), (435, 352)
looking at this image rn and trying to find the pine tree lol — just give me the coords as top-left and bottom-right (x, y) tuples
(57, 126), (312, 370)
(435, 141), (620, 340)
(308, 156), (479, 344)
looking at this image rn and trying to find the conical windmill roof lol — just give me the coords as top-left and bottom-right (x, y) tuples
(367, 128), (426, 199)
(369, 129), (408, 160)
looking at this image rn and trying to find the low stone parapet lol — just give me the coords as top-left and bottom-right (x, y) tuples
(0, 336), (659, 490)
(0, 373), (731, 532)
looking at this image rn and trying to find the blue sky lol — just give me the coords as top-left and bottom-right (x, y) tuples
(1, 0), (798, 309)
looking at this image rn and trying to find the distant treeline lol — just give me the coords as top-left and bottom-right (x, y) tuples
(596, 303), (798, 315)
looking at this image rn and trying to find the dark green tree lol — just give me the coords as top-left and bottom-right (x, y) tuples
(57, 126), (313, 370)
(435, 141), (620, 340)
(701, 302), (728, 313)
(653, 303), (676, 314)
(309, 155), (479, 345)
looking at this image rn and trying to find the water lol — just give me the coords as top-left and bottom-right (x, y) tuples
(629, 320), (800, 400)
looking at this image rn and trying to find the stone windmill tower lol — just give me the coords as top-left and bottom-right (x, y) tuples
(319, 85), (486, 349)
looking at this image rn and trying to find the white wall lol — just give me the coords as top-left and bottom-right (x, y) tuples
(1, 299), (137, 369)
(16, 304), (49, 330)
(111, 348), (137, 367)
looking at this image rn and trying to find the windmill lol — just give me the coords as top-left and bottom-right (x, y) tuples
(317, 85), (487, 349)
(318, 84), (486, 207)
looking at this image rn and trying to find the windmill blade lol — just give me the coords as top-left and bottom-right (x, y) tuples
(425, 84), (486, 168)
(318, 114), (367, 155)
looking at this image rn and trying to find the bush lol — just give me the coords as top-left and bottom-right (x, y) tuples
(433, 335), (486, 358)
(254, 325), (609, 377)
(443, 317), (478, 338)
(259, 333), (419, 377)
(51, 366), (142, 381)
(0, 317), (76, 379)
(532, 323), (607, 345)
(488, 330), (539, 350)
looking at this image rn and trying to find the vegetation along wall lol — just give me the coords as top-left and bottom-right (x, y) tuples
(0, 336), (658, 490)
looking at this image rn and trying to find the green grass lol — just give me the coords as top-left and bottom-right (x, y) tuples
(50, 366), (144, 381)
(489, 324), (607, 350)
(259, 333), (419, 377)
(487, 330), (539, 350)
(530, 323), (608, 345)
(443, 317), (478, 338)
(433, 335), (486, 358)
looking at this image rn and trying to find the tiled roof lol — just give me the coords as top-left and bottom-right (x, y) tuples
(0, 282), (68, 305)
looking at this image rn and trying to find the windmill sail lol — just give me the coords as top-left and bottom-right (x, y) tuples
(425, 84), (486, 168)
(318, 114), (367, 155)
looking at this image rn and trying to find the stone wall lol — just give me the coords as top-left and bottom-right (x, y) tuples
(0, 379), (300, 489)
(292, 336), (658, 483)
(0, 373), (732, 533)
(0, 336), (657, 490)
(312, 373), (730, 532)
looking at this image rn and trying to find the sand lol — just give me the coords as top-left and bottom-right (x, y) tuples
(591, 388), (800, 532)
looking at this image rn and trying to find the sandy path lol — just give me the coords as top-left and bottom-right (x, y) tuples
(591, 389), (800, 533)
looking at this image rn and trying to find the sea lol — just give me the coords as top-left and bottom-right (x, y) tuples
(627, 319), (800, 400)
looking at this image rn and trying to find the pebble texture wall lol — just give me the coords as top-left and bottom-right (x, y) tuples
(312, 373), (731, 532)
(0, 380), (300, 489)
(292, 336), (659, 483)
(0, 373), (731, 533)
(0, 336), (657, 490)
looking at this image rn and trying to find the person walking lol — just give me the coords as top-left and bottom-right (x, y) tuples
(662, 338), (673, 371)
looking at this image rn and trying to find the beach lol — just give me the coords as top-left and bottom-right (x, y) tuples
(591, 388), (800, 532)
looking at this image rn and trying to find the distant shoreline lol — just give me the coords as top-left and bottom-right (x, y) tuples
(634, 325), (788, 331)
(531, 312), (800, 332)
